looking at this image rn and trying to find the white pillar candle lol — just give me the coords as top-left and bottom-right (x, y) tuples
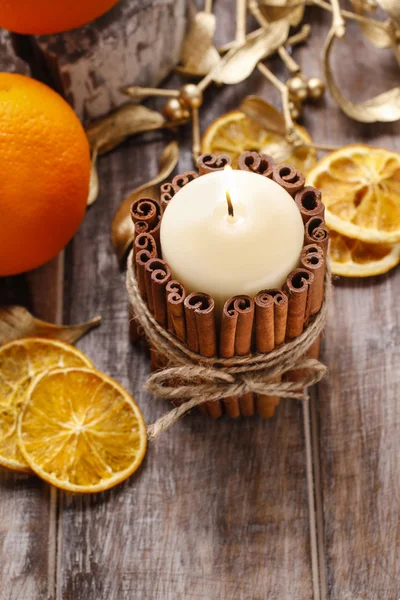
(160, 169), (304, 312)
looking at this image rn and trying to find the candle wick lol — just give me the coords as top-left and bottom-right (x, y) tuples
(226, 189), (234, 217)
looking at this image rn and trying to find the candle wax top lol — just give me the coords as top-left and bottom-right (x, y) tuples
(160, 169), (304, 311)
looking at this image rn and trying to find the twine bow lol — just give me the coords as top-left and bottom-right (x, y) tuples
(126, 252), (330, 440)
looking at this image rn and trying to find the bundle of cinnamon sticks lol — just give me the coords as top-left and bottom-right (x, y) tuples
(128, 152), (329, 419)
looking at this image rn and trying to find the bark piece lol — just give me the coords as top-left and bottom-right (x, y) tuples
(33, 0), (187, 121)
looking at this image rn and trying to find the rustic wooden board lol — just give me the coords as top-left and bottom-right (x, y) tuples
(0, 29), (30, 74)
(298, 9), (400, 600)
(58, 136), (313, 600)
(1, 2), (400, 599)
(34, 0), (187, 121)
(0, 257), (63, 600)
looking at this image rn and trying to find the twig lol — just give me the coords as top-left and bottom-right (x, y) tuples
(308, 0), (389, 31)
(236, 0), (247, 45)
(287, 24), (312, 46)
(257, 62), (299, 143)
(330, 0), (346, 37)
(218, 24), (311, 55)
(249, 0), (301, 74)
(121, 86), (179, 99)
(192, 107), (201, 163)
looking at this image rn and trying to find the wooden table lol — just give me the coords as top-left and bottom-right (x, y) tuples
(1, 4), (400, 599)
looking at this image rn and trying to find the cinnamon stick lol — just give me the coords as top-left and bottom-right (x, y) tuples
(164, 280), (187, 408)
(133, 232), (158, 259)
(172, 171), (198, 192)
(300, 245), (325, 317)
(300, 245), (326, 369)
(184, 292), (221, 419)
(129, 234), (157, 344)
(237, 151), (275, 178)
(130, 248), (153, 346)
(254, 289), (289, 418)
(295, 186), (325, 223)
(134, 217), (161, 256)
(284, 268), (314, 340)
(160, 182), (175, 213)
(197, 153), (231, 175)
(130, 197), (161, 229)
(272, 164), (305, 197)
(166, 280), (186, 342)
(144, 258), (171, 326)
(304, 217), (329, 257)
(135, 249), (153, 302)
(220, 296), (255, 418)
(131, 197), (162, 255)
(144, 258), (172, 372)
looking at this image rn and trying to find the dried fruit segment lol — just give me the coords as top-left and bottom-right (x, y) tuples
(307, 145), (400, 244)
(201, 110), (316, 171)
(0, 338), (93, 472)
(18, 368), (147, 493)
(329, 231), (400, 277)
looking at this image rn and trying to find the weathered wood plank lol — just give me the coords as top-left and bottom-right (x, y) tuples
(0, 256), (63, 600)
(34, 0), (187, 121)
(57, 120), (313, 599)
(0, 29), (30, 74)
(298, 9), (400, 600)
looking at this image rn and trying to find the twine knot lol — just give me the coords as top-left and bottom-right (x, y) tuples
(126, 252), (330, 440)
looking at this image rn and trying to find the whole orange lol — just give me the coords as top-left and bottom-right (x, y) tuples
(0, 73), (90, 276)
(0, 0), (120, 35)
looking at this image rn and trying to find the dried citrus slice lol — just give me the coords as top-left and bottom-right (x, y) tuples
(201, 110), (317, 171)
(330, 230), (400, 277)
(0, 338), (93, 472)
(18, 368), (147, 493)
(307, 145), (400, 244)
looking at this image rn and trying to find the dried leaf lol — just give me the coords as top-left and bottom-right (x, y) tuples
(111, 141), (179, 263)
(260, 3), (305, 26)
(377, 0), (400, 28)
(87, 146), (99, 206)
(212, 21), (290, 85)
(0, 306), (101, 346)
(179, 11), (220, 77)
(323, 28), (400, 122)
(350, 0), (377, 12)
(240, 95), (286, 136)
(350, 0), (395, 48)
(86, 104), (165, 155)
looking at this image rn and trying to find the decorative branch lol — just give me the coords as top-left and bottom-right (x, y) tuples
(330, 0), (346, 37)
(192, 107), (201, 162)
(248, 0), (301, 74)
(236, 0), (247, 45)
(122, 87), (179, 100)
(256, 62), (299, 143)
(309, 0), (389, 31)
(204, 0), (213, 13)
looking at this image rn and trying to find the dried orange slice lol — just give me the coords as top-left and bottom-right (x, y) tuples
(201, 110), (317, 171)
(307, 145), (400, 244)
(0, 338), (93, 472)
(18, 368), (147, 493)
(330, 230), (400, 277)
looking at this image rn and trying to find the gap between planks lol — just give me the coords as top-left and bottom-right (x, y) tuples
(303, 391), (328, 600)
(28, 252), (65, 600)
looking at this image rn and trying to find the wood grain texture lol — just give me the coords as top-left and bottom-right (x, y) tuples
(57, 133), (313, 599)
(0, 29), (30, 74)
(297, 8), (400, 600)
(0, 256), (64, 600)
(34, 0), (187, 121)
(1, 2), (400, 598)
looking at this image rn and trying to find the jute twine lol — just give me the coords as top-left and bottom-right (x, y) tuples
(126, 251), (331, 440)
